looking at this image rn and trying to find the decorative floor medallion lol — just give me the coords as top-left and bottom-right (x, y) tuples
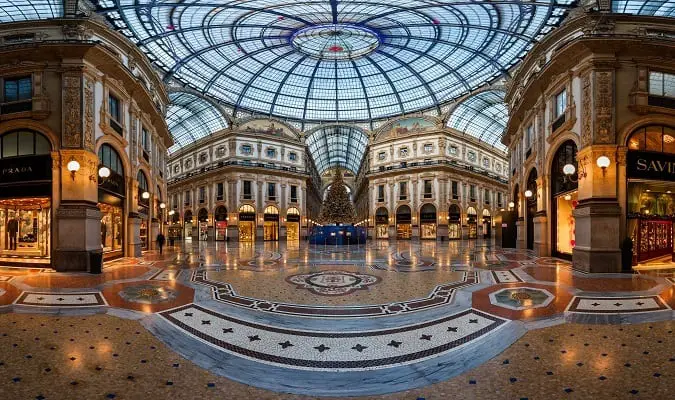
(489, 287), (555, 310)
(118, 284), (179, 304)
(286, 270), (380, 296)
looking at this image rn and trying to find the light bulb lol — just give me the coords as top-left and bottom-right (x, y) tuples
(562, 163), (576, 176)
(524, 190), (533, 198)
(67, 159), (80, 172)
(508, 201), (515, 208)
(596, 155), (610, 169)
(98, 166), (110, 178)
(142, 191), (150, 199)
(564, 194), (572, 201)
(160, 202), (166, 209)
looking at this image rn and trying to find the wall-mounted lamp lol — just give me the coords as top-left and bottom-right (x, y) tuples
(142, 191), (150, 199)
(508, 201), (515, 209)
(168, 210), (175, 216)
(159, 202), (166, 209)
(98, 166), (111, 178)
(524, 190), (533, 198)
(596, 156), (610, 176)
(67, 158), (80, 181)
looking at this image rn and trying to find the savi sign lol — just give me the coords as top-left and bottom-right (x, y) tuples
(627, 151), (675, 181)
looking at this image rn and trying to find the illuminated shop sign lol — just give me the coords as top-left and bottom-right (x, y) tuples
(627, 151), (675, 181)
(0, 155), (51, 184)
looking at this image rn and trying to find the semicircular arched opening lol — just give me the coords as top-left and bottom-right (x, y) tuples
(305, 125), (368, 175)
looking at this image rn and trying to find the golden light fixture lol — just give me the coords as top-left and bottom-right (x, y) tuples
(160, 202), (166, 209)
(508, 201), (515, 209)
(66, 158), (80, 181)
(596, 156), (610, 176)
(141, 191), (150, 199)
(98, 166), (111, 178)
(524, 190), (533, 198)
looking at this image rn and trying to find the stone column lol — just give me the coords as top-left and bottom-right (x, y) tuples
(127, 177), (142, 257)
(52, 69), (102, 272)
(573, 145), (621, 272)
(533, 176), (549, 256)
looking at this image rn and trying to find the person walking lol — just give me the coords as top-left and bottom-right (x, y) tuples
(156, 232), (166, 255)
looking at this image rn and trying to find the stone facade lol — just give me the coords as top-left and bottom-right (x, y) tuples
(0, 18), (171, 271)
(503, 10), (675, 272)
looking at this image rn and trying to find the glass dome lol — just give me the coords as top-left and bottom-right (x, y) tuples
(612, 1), (675, 16)
(0, 0), (62, 22)
(447, 90), (508, 152)
(305, 125), (368, 174)
(166, 91), (229, 153)
(95, 0), (574, 123)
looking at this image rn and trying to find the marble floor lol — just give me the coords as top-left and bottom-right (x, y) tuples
(0, 240), (673, 399)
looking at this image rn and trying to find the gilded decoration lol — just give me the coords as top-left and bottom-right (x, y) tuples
(594, 71), (614, 144)
(83, 78), (95, 151)
(581, 73), (592, 147)
(62, 74), (82, 148)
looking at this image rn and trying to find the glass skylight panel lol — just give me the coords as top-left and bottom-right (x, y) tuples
(97, 0), (572, 143)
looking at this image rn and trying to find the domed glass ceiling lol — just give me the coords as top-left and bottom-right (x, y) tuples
(0, 1), (62, 22)
(613, 1), (675, 16)
(306, 125), (368, 174)
(447, 90), (508, 151)
(95, 0), (575, 123)
(166, 91), (229, 154)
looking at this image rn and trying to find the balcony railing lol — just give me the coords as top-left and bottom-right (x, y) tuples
(110, 119), (123, 135)
(0, 99), (31, 114)
(648, 95), (675, 109)
(369, 159), (507, 185)
(169, 159), (307, 185)
(552, 114), (566, 132)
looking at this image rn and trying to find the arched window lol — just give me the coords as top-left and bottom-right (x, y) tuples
(420, 204), (437, 222)
(184, 210), (193, 222)
(551, 140), (578, 196)
(239, 204), (255, 214)
(627, 125), (675, 153)
(215, 206), (228, 221)
(286, 207), (300, 215)
(0, 130), (50, 159)
(137, 171), (149, 207)
(466, 206), (477, 216)
(264, 205), (279, 215)
(198, 208), (208, 222)
(526, 169), (538, 206)
(98, 144), (124, 176)
(449, 204), (461, 221)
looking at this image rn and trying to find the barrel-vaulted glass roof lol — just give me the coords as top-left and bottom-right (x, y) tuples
(447, 90), (508, 152)
(0, 0), (63, 23)
(95, 0), (575, 123)
(166, 91), (229, 154)
(305, 125), (368, 174)
(613, 1), (675, 16)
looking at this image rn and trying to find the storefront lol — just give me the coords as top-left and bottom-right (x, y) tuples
(396, 205), (412, 239)
(525, 169), (537, 250)
(466, 207), (478, 239)
(448, 204), (461, 239)
(184, 210), (193, 240)
(98, 144), (126, 259)
(168, 211), (181, 241)
(215, 206), (228, 241)
(238, 205), (256, 242)
(420, 204), (437, 239)
(375, 207), (389, 239)
(0, 130), (53, 264)
(286, 207), (300, 241)
(137, 171), (150, 251)
(198, 208), (209, 240)
(626, 125), (675, 264)
(551, 140), (578, 259)
(482, 209), (492, 239)
(263, 205), (279, 241)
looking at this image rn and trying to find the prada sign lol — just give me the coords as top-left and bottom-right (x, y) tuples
(627, 151), (675, 181)
(0, 155), (51, 184)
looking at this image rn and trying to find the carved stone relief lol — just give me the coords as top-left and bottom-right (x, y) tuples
(83, 78), (95, 151)
(594, 71), (614, 144)
(581, 73), (592, 147)
(62, 73), (82, 148)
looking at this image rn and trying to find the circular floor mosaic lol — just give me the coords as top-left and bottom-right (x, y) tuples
(286, 270), (380, 296)
(489, 287), (555, 310)
(118, 284), (179, 304)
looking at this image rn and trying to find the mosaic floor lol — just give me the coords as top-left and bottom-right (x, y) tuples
(0, 240), (673, 398)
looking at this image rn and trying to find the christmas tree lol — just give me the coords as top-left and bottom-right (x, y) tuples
(318, 169), (356, 225)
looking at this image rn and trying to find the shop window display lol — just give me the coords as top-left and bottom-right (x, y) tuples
(99, 203), (123, 253)
(0, 198), (50, 258)
(420, 204), (437, 239)
(286, 207), (300, 241)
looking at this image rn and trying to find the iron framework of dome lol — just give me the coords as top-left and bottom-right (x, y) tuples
(305, 125), (368, 174)
(447, 90), (508, 151)
(166, 91), (229, 153)
(612, 0), (675, 16)
(0, 0), (62, 22)
(95, 0), (575, 124)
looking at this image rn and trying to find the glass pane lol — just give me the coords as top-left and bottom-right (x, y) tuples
(17, 131), (33, 155)
(4, 80), (17, 102)
(646, 126), (663, 152)
(2, 132), (17, 158)
(649, 71), (664, 96)
(18, 78), (31, 100)
(627, 129), (645, 150)
(35, 133), (50, 154)
(664, 127), (675, 154)
(664, 73), (675, 98)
